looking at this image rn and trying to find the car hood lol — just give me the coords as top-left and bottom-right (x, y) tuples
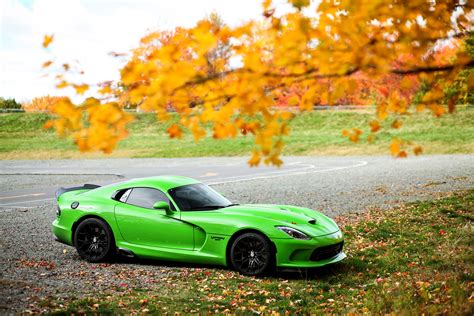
(185, 204), (340, 238)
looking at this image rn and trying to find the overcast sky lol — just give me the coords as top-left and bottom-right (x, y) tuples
(0, 0), (281, 101)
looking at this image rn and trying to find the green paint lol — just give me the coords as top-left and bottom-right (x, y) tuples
(52, 176), (345, 270)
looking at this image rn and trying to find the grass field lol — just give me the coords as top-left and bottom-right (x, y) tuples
(0, 107), (473, 160)
(39, 191), (474, 314)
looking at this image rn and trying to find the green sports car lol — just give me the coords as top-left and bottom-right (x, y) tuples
(52, 176), (345, 276)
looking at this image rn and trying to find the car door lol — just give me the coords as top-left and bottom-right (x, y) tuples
(114, 187), (194, 250)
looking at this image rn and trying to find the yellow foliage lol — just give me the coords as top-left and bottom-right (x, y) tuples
(413, 146), (423, 156)
(42, 60), (53, 68)
(467, 73), (474, 89)
(41, 0), (472, 166)
(369, 120), (380, 133)
(23, 95), (68, 113)
(390, 139), (401, 156)
(56, 81), (68, 89)
(248, 150), (261, 167)
(72, 84), (89, 95)
(342, 128), (363, 143)
(391, 119), (402, 129)
(42, 34), (54, 48)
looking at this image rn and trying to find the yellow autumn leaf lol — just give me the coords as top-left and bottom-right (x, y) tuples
(56, 81), (69, 89)
(288, 95), (299, 106)
(167, 124), (182, 139)
(369, 120), (380, 133)
(400, 77), (412, 90)
(73, 84), (89, 95)
(391, 119), (402, 129)
(42, 34), (54, 48)
(428, 104), (447, 117)
(289, 0), (310, 10)
(416, 105), (425, 112)
(42, 60), (53, 68)
(413, 145), (423, 156)
(397, 150), (408, 158)
(422, 90), (444, 103)
(43, 120), (54, 129)
(390, 139), (401, 156)
(248, 150), (261, 167)
(98, 85), (112, 95)
(262, 0), (272, 11)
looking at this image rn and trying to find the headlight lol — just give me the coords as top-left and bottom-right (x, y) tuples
(56, 206), (61, 217)
(276, 226), (311, 240)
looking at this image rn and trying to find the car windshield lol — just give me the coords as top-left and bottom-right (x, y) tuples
(168, 183), (234, 211)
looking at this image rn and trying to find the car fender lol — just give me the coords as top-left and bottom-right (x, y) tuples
(56, 196), (123, 244)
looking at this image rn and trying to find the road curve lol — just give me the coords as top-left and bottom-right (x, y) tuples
(0, 154), (472, 214)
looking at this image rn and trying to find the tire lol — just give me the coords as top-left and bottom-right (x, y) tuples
(229, 232), (274, 276)
(73, 218), (115, 262)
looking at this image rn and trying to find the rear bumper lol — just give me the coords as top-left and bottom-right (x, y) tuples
(272, 230), (346, 268)
(52, 219), (73, 246)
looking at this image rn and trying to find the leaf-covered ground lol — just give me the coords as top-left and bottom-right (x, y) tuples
(1, 107), (473, 160)
(37, 191), (473, 314)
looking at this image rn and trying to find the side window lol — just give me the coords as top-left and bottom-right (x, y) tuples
(119, 189), (131, 202)
(126, 187), (171, 209)
(112, 188), (131, 202)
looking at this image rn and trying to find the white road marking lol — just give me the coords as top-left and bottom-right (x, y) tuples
(287, 161), (301, 165)
(209, 161), (368, 185)
(0, 160), (368, 208)
(200, 172), (218, 177)
(0, 193), (45, 200)
(209, 163), (316, 183)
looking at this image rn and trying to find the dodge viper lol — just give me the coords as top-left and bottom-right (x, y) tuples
(52, 176), (345, 276)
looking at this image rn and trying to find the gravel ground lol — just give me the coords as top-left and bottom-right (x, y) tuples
(0, 155), (473, 312)
(0, 204), (185, 312)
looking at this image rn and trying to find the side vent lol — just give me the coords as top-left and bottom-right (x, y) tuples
(308, 219), (316, 225)
(117, 248), (135, 258)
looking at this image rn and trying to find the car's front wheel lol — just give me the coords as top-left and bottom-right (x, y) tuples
(73, 218), (115, 262)
(230, 232), (273, 276)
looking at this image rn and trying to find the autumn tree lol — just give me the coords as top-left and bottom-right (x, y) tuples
(42, 0), (473, 165)
(23, 95), (68, 113)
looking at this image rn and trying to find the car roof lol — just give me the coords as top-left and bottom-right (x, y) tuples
(117, 175), (201, 191)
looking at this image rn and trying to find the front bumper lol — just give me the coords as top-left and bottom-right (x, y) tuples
(272, 230), (346, 268)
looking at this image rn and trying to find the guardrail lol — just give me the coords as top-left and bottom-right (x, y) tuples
(0, 105), (373, 114)
(0, 109), (25, 113)
(0, 104), (471, 114)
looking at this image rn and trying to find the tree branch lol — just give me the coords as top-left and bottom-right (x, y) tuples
(390, 60), (474, 75)
(172, 59), (473, 94)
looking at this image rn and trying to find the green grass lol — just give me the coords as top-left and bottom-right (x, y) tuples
(0, 107), (473, 159)
(40, 191), (473, 314)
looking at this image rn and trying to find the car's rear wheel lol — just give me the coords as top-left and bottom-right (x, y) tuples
(230, 232), (273, 276)
(74, 218), (115, 262)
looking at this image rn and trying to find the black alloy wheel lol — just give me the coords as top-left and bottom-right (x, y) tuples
(74, 218), (114, 262)
(230, 232), (273, 276)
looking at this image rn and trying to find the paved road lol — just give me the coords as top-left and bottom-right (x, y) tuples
(0, 155), (473, 214)
(0, 157), (365, 207)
